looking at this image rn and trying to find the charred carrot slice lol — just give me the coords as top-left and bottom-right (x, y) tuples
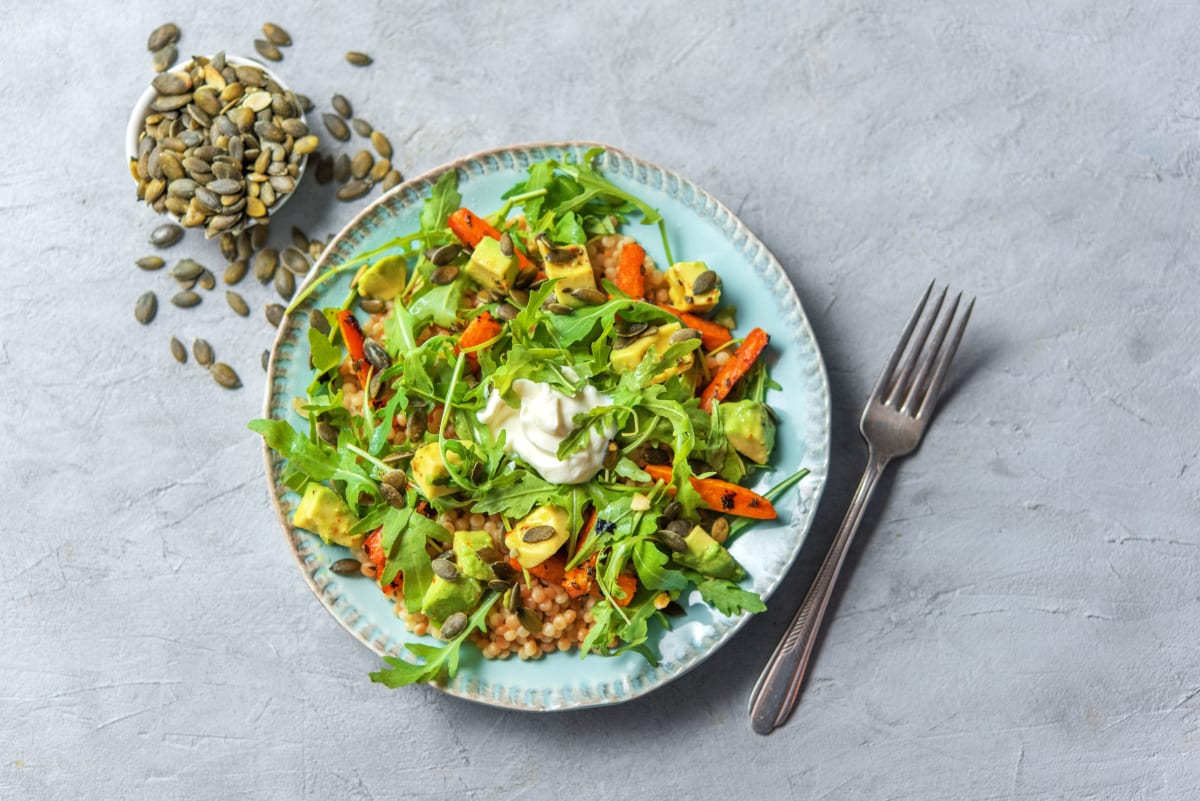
(615, 241), (646, 299)
(699, 327), (769, 412)
(363, 528), (401, 590)
(643, 464), (777, 520)
(613, 573), (638, 607)
(336, 309), (370, 385)
(447, 207), (533, 270)
(454, 311), (503, 370)
(561, 508), (600, 599)
(510, 554), (567, 586)
(656, 304), (733, 351)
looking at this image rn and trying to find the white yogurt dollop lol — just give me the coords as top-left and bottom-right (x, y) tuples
(477, 379), (615, 484)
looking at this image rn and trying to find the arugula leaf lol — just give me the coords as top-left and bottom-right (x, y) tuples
(470, 470), (569, 518)
(632, 540), (688, 592)
(369, 591), (499, 687)
(408, 279), (465, 328)
(579, 600), (616, 656)
(308, 327), (342, 374)
(557, 149), (662, 225)
(694, 577), (767, 616)
(553, 211), (585, 244)
(522, 161), (553, 221)
(420, 169), (461, 233)
(396, 511), (441, 611)
(614, 458), (650, 482)
(248, 419), (366, 486)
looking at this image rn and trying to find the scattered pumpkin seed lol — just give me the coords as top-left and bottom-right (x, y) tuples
(360, 298), (385, 314)
(197, 269), (215, 290)
(569, 287), (607, 306)
(210, 362), (241, 389)
(333, 153), (351, 183)
(289, 226), (309, 251)
(309, 308), (330, 335)
(315, 153), (334, 184)
(662, 500), (682, 520)
(350, 150), (373, 179)
(321, 113), (350, 141)
(381, 470), (408, 492)
(406, 407), (428, 441)
(171, 290), (201, 308)
(330, 558), (361, 576)
(336, 179), (371, 201)
(498, 233), (514, 258)
(545, 246), (575, 264)
(428, 244), (462, 266)
(260, 349), (269, 371)
(252, 248), (278, 282)
(644, 446), (669, 465)
(170, 336), (187, 363)
(363, 338), (391, 372)
(134, 292), (157, 324)
(147, 22), (180, 51)
(250, 221), (270, 251)
(487, 579), (512, 592)
(150, 223), (184, 247)
(151, 44), (177, 73)
(430, 265), (459, 285)
(331, 94), (352, 118)
(379, 482), (406, 509)
(666, 519), (691, 537)
(136, 255), (165, 271)
(431, 558), (459, 581)
(351, 118), (373, 137)
(505, 586), (519, 612)
(151, 71), (189, 94)
(262, 22), (291, 47)
(193, 338), (214, 367)
(491, 561), (516, 582)
(345, 51), (373, 65)
(656, 529), (690, 554)
(316, 421), (338, 444)
(265, 303), (285, 327)
(494, 303), (518, 322)
(691, 269), (720, 295)
(309, 239), (326, 260)
(223, 259), (248, 285)
(522, 525), (556, 544)
(280, 246), (310, 275)
(546, 302), (573, 316)
(274, 267), (295, 299)
(440, 612), (468, 640)
(253, 39), (282, 61)
(381, 170), (402, 192)
(369, 130), (392, 159)
(225, 290), (250, 316)
(517, 607), (542, 633)
(669, 327), (702, 343)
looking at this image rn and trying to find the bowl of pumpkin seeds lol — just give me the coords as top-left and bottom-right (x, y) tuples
(127, 53), (317, 238)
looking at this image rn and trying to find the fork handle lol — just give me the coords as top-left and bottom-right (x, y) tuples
(748, 452), (889, 735)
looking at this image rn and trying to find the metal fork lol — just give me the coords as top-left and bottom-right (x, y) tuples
(748, 281), (974, 735)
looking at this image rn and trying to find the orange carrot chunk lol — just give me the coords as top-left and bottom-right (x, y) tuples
(656, 304), (733, 351)
(615, 242), (646, 299)
(613, 573), (638, 607)
(447, 207), (533, 270)
(699, 327), (769, 412)
(336, 309), (370, 385)
(643, 464), (777, 520)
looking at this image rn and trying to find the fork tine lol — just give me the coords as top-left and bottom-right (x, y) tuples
(884, 285), (946, 407)
(901, 291), (960, 414)
(869, 280), (934, 402)
(916, 296), (974, 420)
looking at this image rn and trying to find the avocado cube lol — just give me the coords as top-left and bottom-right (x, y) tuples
(453, 530), (495, 581)
(666, 261), (721, 313)
(410, 441), (465, 500)
(535, 238), (597, 307)
(671, 525), (745, 581)
(293, 483), (363, 549)
(721, 399), (776, 465)
(465, 236), (518, 293)
(610, 322), (696, 384)
(421, 573), (483, 626)
(358, 254), (408, 301)
(504, 506), (570, 568)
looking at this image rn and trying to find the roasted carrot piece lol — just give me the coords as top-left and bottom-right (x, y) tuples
(615, 242), (646, 299)
(699, 327), (769, 412)
(656, 304), (733, 351)
(510, 554), (567, 586)
(447, 207), (533, 270)
(336, 309), (370, 385)
(455, 311), (503, 370)
(643, 464), (777, 520)
(363, 528), (402, 590)
(561, 508), (600, 598)
(613, 573), (638, 607)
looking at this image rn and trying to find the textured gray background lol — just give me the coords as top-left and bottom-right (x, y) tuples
(2, 1), (1198, 799)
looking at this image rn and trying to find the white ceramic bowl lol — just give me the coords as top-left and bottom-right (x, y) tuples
(126, 54), (308, 229)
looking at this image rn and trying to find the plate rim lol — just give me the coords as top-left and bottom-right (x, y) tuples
(261, 140), (831, 711)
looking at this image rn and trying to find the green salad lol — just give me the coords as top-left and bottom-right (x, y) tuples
(251, 148), (807, 687)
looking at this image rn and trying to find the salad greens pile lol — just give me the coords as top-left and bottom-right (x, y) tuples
(251, 148), (807, 688)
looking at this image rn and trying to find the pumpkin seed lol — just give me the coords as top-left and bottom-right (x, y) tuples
(207, 178), (242, 195)
(546, 303), (573, 316)
(210, 362), (241, 389)
(316, 421), (338, 445)
(136, 255), (165, 271)
(236, 230), (252, 259)
(289, 226), (309, 251)
(430, 265), (459, 285)
(152, 71), (189, 94)
(274, 267), (295, 300)
(498, 232), (514, 258)
(363, 338), (391, 372)
(614, 320), (647, 338)
(252, 248), (278, 282)
(151, 43), (177, 73)
(487, 579), (512, 592)
(253, 39), (282, 61)
(330, 558), (361, 576)
(431, 558), (459, 581)
(669, 327), (702, 343)
(368, 158), (391, 183)
(336, 179), (371, 201)
(517, 607), (542, 633)
(367, 371), (385, 399)
(381, 170), (402, 192)
(504, 586), (519, 612)
(261, 349), (270, 371)
(603, 446), (620, 470)
(522, 525), (556, 544)
(226, 290), (249, 316)
(345, 51), (373, 65)
(321, 113), (349, 141)
(662, 501), (682, 520)
(251, 221), (270, 250)
(169, 336), (187, 363)
(656, 529), (690, 554)
(360, 298), (386, 314)
(315, 153), (334, 184)
(666, 519), (691, 537)
(171, 290), (201, 308)
(217, 231), (236, 262)
(491, 561), (516, 582)
(265, 302), (285, 327)
(134, 292), (157, 324)
(494, 303), (518, 322)
(331, 94), (352, 118)
(370, 130), (392, 159)
(262, 22), (291, 46)
(349, 150), (372, 180)
(223, 259), (248, 284)
(440, 611), (468, 639)
(379, 481), (406, 510)
(381, 470), (408, 492)
(426, 244), (461, 266)
(405, 407), (428, 441)
(147, 22), (179, 51)
(333, 153), (351, 183)
(644, 446), (669, 465)
(545, 246), (575, 264)
(351, 118), (373, 137)
(691, 270), (720, 295)
(309, 308), (330, 334)
(569, 287), (607, 306)
(197, 269), (215, 290)
(192, 338), (214, 367)
(150, 223), (184, 247)
(509, 288), (530, 306)
(280, 246), (310, 275)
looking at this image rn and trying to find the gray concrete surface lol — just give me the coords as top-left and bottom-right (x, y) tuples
(2, 1), (1198, 799)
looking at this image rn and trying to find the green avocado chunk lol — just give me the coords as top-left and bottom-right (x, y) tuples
(453, 530), (495, 581)
(357, 254), (408, 300)
(292, 483), (363, 549)
(672, 525), (744, 581)
(465, 236), (518, 293)
(421, 574), (483, 626)
(722, 399), (776, 465)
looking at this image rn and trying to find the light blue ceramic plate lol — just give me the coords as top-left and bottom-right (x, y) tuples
(262, 142), (830, 711)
